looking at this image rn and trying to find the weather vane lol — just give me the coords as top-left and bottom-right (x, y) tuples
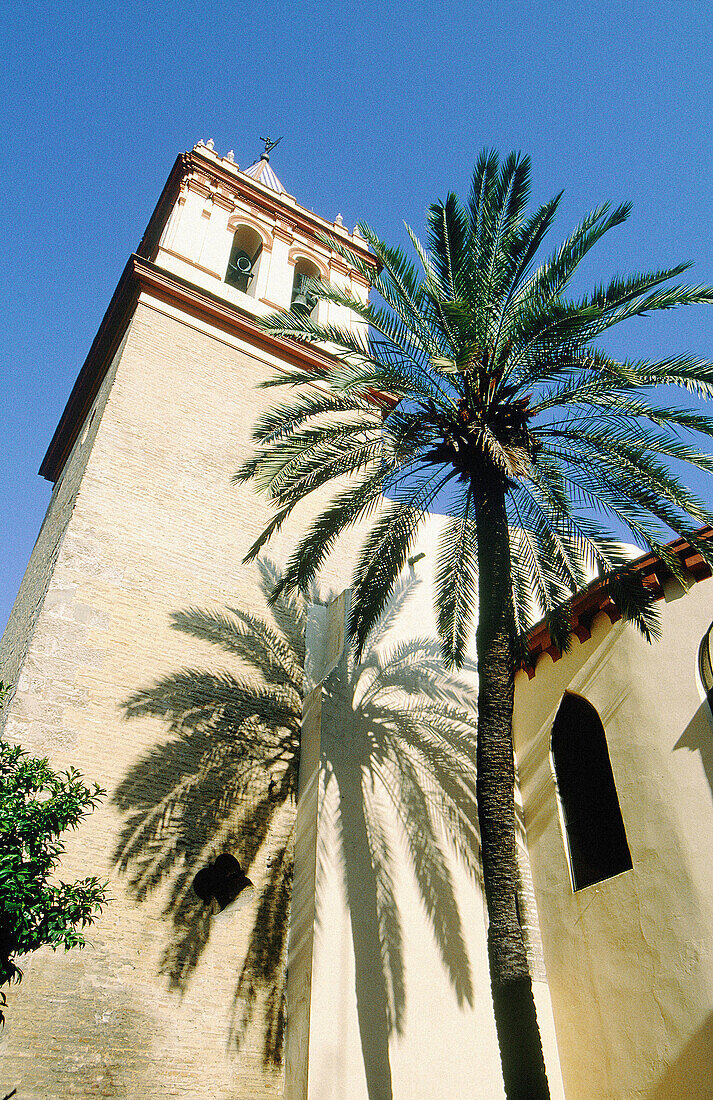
(260, 135), (282, 157)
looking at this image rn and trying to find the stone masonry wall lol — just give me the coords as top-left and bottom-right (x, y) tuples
(0, 300), (362, 1100)
(0, 329), (129, 698)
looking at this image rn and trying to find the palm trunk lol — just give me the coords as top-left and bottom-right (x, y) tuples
(475, 480), (550, 1100)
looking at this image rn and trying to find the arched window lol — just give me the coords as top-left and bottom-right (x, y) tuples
(699, 620), (713, 701)
(290, 258), (321, 316)
(551, 693), (632, 891)
(225, 225), (263, 294)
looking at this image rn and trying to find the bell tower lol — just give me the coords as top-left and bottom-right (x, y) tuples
(1, 140), (568, 1100)
(0, 140), (373, 1100)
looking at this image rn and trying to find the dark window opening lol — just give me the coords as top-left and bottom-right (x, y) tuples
(225, 226), (263, 293)
(551, 693), (632, 891)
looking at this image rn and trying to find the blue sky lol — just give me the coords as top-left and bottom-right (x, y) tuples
(2, 0), (713, 631)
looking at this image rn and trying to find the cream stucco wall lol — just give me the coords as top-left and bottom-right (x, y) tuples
(514, 582), (713, 1099)
(10, 197), (708, 1095)
(285, 525), (565, 1100)
(0, 302), (571, 1099)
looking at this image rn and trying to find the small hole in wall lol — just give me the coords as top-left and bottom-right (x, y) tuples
(192, 853), (255, 917)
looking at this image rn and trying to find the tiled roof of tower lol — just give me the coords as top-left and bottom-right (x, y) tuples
(242, 153), (285, 194)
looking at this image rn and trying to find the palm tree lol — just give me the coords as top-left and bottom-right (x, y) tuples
(114, 562), (483, 1095)
(236, 150), (713, 1099)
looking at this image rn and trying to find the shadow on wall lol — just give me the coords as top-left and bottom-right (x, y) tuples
(112, 562), (482, 1096)
(674, 700), (713, 807)
(649, 1011), (713, 1100)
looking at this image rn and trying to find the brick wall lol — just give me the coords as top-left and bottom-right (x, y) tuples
(0, 300), (359, 1099)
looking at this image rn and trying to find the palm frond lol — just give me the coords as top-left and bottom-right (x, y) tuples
(350, 468), (454, 659)
(270, 467), (387, 603)
(435, 487), (478, 667)
(240, 146), (713, 679)
(426, 192), (469, 304)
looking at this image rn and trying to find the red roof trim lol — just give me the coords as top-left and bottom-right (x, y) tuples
(522, 528), (713, 678)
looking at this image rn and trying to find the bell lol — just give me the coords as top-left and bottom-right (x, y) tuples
(291, 291), (310, 313)
(228, 251), (253, 280)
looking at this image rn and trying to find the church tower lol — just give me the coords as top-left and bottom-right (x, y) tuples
(0, 140), (375, 1099)
(2, 141), (571, 1100)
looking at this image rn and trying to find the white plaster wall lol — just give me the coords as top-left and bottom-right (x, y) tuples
(513, 583), (713, 1099)
(197, 201), (232, 276)
(269, 237), (295, 309)
(166, 187), (211, 268)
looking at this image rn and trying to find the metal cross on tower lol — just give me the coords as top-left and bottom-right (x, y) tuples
(259, 135), (282, 157)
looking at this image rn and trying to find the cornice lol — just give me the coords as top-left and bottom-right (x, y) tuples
(40, 255), (341, 483)
(329, 256), (351, 277)
(40, 146), (380, 483)
(350, 270), (372, 290)
(273, 224), (294, 245)
(184, 150), (379, 271)
(132, 256), (339, 373)
(158, 247), (222, 280)
(211, 191), (236, 213)
(522, 528), (713, 678)
(185, 175), (213, 199)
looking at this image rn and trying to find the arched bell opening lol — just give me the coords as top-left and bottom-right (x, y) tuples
(551, 692), (632, 891)
(290, 258), (321, 317)
(225, 225), (263, 294)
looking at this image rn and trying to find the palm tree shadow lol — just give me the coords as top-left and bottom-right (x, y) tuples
(113, 561), (482, 1094)
(316, 596), (482, 1097)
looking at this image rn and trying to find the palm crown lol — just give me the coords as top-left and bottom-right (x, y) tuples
(238, 150), (713, 666)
